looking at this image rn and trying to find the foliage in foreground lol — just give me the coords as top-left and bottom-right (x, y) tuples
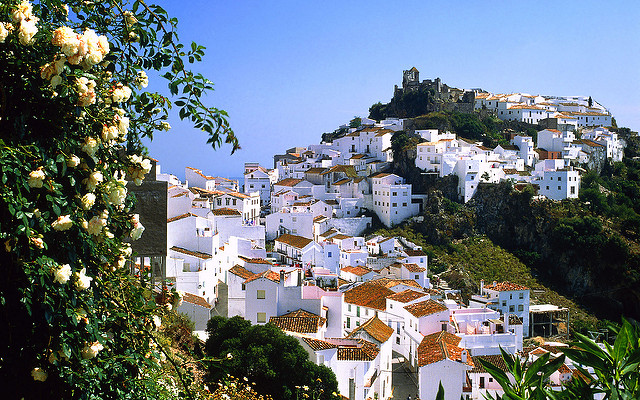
(0, 0), (236, 398)
(204, 316), (340, 400)
(480, 318), (640, 400)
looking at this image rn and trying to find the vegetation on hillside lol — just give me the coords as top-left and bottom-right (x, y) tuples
(205, 316), (339, 400)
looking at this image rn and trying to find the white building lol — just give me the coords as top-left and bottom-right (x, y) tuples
(370, 173), (419, 227)
(417, 331), (473, 400)
(469, 281), (530, 337)
(537, 167), (580, 201)
(244, 163), (277, 207)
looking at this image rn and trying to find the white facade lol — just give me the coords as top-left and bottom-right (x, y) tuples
(537, 167), (580, 201)
(371, 173), (419, 227)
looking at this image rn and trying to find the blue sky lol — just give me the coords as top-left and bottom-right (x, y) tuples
(144, 1), (640, 180)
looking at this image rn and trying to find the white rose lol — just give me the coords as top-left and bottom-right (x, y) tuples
(66, 154), (80, 167)
(81, 192), (96, 210)
(53, 263), (72, 284)
(83, 170), (103, 192)
(27, 167), (45, 188)
(106, 180), (127, 205)
(152, 315), (161, 329)
(81, 136), (99, 157)
(74, 268), (92, 290)
(31, 367), (47, 382)
(51, 215), (73, 231)
(101, 125), (119, 142)
(18, 19), (38, 45)
(81, 341), (103, 359)
(12, 1), (33, 23)
(0, 23), (10, 43)
(30, 237), (44, 249)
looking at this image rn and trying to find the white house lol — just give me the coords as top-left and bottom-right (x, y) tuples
(469, 281), (530, 337)
(370, 173), (419, 227)
(274, 233), (322, 267)
(417, 331), (473, 400)
(212, 191), (261, 223)
(244, 163), (277, 207)
(537, 167), (580, 201)
(269, 308), (328, 340)
(300, 337), (383, 400)
(340, 265), (376, 283)
(265, 210), (314, 240)
(176, 292), (213, 331)
(185, 167), (238, 191)
(346, 315), (395, 400)
(451, 307), (522, 356)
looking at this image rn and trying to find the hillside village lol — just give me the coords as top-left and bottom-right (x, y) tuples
(138, 69), (628, 400)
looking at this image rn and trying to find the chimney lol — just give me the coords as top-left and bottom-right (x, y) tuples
(504, 313), (510, 333)
(493, 280), (497, 287)
(461, 349), (468, 364)
(279, 270), (285, 283)
(480, 279), (484, 295)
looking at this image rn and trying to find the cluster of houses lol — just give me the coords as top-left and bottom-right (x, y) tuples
(415, 125), (625, 202)
(144, 92), (623, 398)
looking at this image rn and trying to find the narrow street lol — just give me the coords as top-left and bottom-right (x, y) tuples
(390, 353), (419, 400)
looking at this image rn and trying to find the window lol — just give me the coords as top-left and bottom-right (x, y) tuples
(558, 176), (562, 181)
(356, 321), (360, 327)
(257, 290), (266, 299)
(225, 198), (230, 205)
(509, 294), (513, 300)
(558, 186), (561, 190)
(509, 305), (515, 312)
(570, 186), (576, 195)
(249, 184), (254, 188)
(356, 307), (360, 317)
(396, 337), (400, 344)
(392, 192), (397, 196)
(327, 251), (332, 257)
(403, 203), (407, 207)
(415, 275), (419, 280)
(346, 317), (351, 329)
(392, 203), (397, 207)
(257, 312), (266, 323)
(232, 199), (237, 205)
(519, 292), (524, 299)
(217, 198), (222, 206)
(183, 262), (190, 272)
(262, 184), (265, 188)
(502, 301), (507, 307)
(348, 304), (351, 312)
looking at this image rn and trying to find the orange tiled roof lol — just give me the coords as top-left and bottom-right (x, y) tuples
(305, 167), (327, 174)
(302, 337), (336, 351)
(167, 213), (196, 223)
(341, 266), (372, 277)
(238, 256), (273, 265)
(470, 355), (508, 373)
(483, 281), (529, 291)
(417, 331), (472, 367)
(404, 299), (448, 318)
(373, 277), (422, 290)
(404, 249), (425, 257)
(269, 309), (326, 334)
(403, 263), (426, 273)
(244, 270), (280, 284)
(346, 315), (394, 343)
(387, 289), (429, 303)
(344, 281), (395, 311)
(275, 233), (314, 249)
(337, 339), (379, 361)
(170, 246), (212, 260)
(212, 208), (241, 216)
(181, 292), (212, 309)
(275, 178), (303, 187)
(228, 265), (254, 280)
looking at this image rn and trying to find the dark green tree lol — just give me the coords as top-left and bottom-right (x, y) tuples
(349, 116), (362, 128)
(204, 316), (339, 400)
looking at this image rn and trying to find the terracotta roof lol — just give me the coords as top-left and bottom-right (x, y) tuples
(350, 154), (366, 159)
(370, 172), (391, 178)
(558, 363), (572, 374)
(320, 165), (357, 178)
(333, 178), (351, 186)
(337, 339), (379, 361)
(374, 129), (394, 137)
(417, 331), (472, 367)
(313, 215), (328, 223)
(212, 208), (241, 216)
(275, 233), (314, 249)
(319, 229), (338, 238)
(228, 265), (254, 280)
(483, 281), (529, 291)
(346, 315), (394, 343)
(373, 278), (422, 290)
(325, 199), (339, 205)
(305, 167), (327, 174)
(223, 191), (250, 199)
(341, 266), (372, 276)
(244, 270), (280, 284)
(275, 178), (303, 187)
(471, 355), (509, 373)
(167, 213), (196, 223)
(403, 263), (426, 273)
(269, 309), (326, 334)
(404, 249), (426, 257)
(302, 337), (336, 351)
(170, 246), (212, 260)
(387, 289), (429, 303)
(238, 256), (273, 265)
(332, 234), (352, 240)
(344, 281), (395, 311)
(181, 292), (212, 309)
(404, 299), (448, 318)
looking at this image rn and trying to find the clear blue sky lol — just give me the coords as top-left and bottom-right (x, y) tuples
(144, 0), (640, 180)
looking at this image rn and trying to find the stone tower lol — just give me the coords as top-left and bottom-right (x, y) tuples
(403, 67), (420, 87)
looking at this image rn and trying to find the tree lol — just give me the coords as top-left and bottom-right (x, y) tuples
(349, 116), (362, 128)
(0, 1), (235, 398)
(369, 101), (386, 121)
(205, 316), (339, 400)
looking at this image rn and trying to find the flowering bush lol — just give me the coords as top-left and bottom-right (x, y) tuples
(0, 1), (237, 398)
